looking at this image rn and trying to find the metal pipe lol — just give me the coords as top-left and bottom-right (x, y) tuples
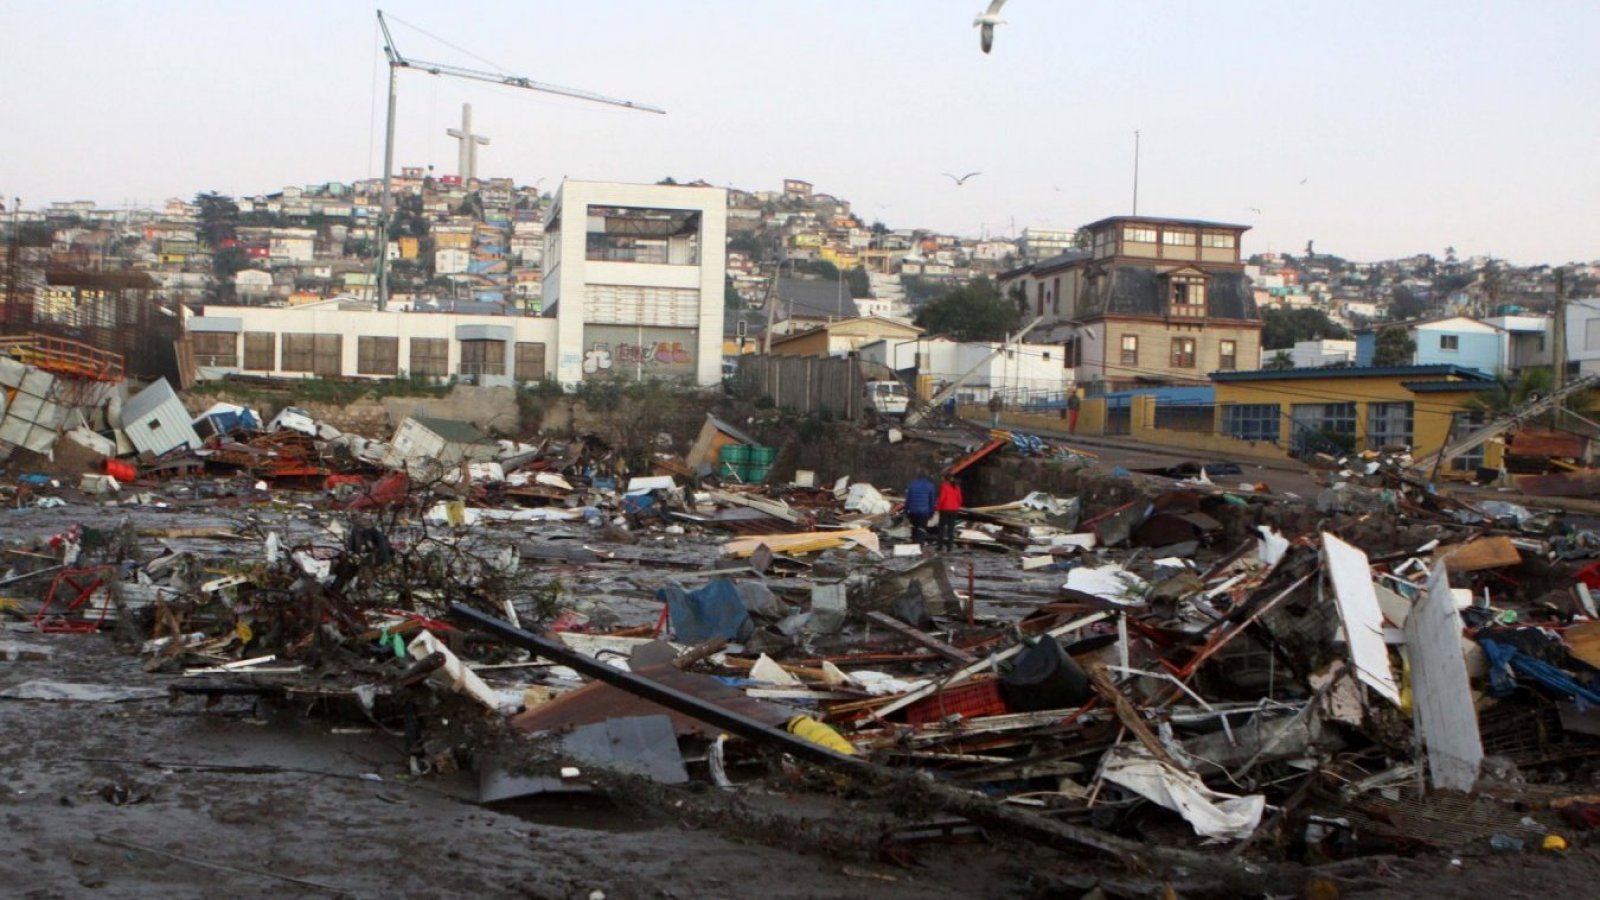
(445, 602), (864, 771)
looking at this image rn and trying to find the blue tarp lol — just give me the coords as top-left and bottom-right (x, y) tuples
(1481, 639), (1600, 708)
(658, 577), (751, 643)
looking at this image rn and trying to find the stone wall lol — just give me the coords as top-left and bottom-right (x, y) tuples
(181, 385), (520, 439)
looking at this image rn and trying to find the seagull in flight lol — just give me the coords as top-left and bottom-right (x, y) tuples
(974, 0), (1008, 54)
(944, 172), (982, 186)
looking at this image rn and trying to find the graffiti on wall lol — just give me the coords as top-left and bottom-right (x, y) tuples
(581, 326), (697, 380)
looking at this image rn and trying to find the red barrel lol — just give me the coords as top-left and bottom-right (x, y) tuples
(104, 459), (136, 482)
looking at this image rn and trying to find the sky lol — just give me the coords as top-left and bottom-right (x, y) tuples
(2, 1), (1596, 265)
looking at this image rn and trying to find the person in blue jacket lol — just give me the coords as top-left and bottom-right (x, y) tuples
(904, 473), (937, 544)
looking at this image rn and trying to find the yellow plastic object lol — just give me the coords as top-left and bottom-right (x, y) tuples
(1543, 834), (1568, 852)
(786, 716), (857, 756)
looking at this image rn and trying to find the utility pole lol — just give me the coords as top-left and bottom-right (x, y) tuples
(1131, 130), (1140, 216)
(1554, 266), (1568, 392)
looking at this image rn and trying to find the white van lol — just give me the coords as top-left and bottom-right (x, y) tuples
(865, 380), (909, 417)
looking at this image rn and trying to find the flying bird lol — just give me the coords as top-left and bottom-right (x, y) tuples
(974, 0), (1008, 54)
(1250, 207), (1262, 214)
(944, 172), (982, 186)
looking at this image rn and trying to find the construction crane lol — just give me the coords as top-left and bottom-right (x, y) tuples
(1408, 372), (1599, 481)
(373, 10), (665, 310)
(903, 316), (1046, 427)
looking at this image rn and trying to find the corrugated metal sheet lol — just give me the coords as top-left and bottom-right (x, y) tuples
(123, 378), (201, 456)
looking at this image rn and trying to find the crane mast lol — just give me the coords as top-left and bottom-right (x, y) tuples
(373, 10), (664, 310)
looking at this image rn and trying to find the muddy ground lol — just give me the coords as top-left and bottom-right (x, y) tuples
(3, 483), (1600, 897)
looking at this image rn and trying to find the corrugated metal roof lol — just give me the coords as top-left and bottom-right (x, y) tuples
(1214, 364), (1492, 383)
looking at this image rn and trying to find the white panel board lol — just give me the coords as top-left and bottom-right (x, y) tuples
(1406, 562), (1483, 792)
(1323, 532), (1402, 706)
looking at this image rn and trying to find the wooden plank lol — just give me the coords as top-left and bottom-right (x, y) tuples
(1088, 664), (1182, 770)
(1432, 535), (1521, 573)
(1565, 621), (1600, 670)
(864, 611), (978, 665)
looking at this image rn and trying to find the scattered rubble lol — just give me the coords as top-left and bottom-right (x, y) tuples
(6, 365), (1600, 895)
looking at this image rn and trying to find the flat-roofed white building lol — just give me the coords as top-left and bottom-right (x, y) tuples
(185, 302), (558, 387)
(183, 180), (728, 389)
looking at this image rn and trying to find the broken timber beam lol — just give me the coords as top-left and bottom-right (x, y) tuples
(1088, 664), (1181, 770)
(863, 611), (978, 665)
(448, 603), (1135, 862)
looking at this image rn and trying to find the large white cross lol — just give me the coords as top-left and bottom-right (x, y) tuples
(446, 102), (490, 182)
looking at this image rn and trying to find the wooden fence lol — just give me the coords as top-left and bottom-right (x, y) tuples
(734, 354), (863, 420)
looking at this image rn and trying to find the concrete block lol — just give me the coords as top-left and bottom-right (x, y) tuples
(22, 424), (58, 454)
(0, 357), (25, 388)
(0, 416), (30, 447)
(35, 401), (61, 430)
(0, 642), (55, 662)
(8, 393), (41, 423)
(19, 369), (55, 399)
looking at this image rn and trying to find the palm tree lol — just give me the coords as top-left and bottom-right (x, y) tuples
(1264, 350), (1294, 370)
(1467, 366), (1593, 429)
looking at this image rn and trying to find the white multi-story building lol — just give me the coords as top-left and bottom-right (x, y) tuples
(183, 179), (727, 389)
(542, 180), (727, 386)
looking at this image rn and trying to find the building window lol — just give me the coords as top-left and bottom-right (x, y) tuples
(1123, 226), (1157, 243)
(1450, 411), (1486, 471)
(585, 205), (701, 265)
(459, 339), (506, 376)
(1218, 339), (1237, 371)
(515, 341), (547, 381)
(1121, 334), (1139, 367)
(1170, 337), (1197, 368)
(1290, 402), (1358, 455)
(243, 332), (275, 371)
(409, 338), (448, 377)
(191, 332), (237, 368)
(1201, 233), (1237, 249)
(1367, 401), (1414, 450)
(280, 333), (339, 375)
(1170, 276), (1207, 316)
(357, 336), (399, 376)
(1052, 277), (1061, 314)
(281, 333), (316, 373)
(1162, 230), (1195, 246)
(1223, 404), (1280, 441)
(1440, 334), (1460, 351)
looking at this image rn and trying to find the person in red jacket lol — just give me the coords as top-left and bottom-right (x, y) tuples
(935, 473), (963, 551)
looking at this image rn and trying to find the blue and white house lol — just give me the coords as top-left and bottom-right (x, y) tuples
(1355, 316), (1507, 376)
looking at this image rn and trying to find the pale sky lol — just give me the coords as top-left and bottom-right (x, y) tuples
(2, 1), (1596, 265)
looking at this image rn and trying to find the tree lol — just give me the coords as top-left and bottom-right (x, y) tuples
(727, 233), (768, 262)
(792, 259), (840, 280)
(1388, 285), (1425, 321)
(724, 278), (743, 310)
(845, 266), (870, 299)
(913, 277), (1019, 341)
(1260, 307), (1350, 349)
(1264, 350), (1294, 370)
(1372, 326), (1415, 366)
(194, 191), (239, 249)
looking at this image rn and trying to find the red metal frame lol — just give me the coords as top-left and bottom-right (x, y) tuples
(33, 566), (118, 634)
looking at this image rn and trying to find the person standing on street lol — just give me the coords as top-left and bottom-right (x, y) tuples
(904, 473), (936, 544)
(988, 392), (1003, 429)
(935, 473), (964, 552)
(1067, 390), (1081, 433)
